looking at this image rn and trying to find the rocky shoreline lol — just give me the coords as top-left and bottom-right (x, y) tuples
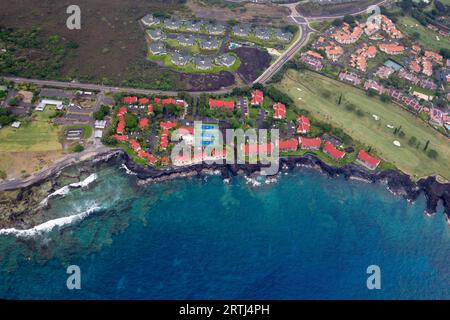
(0, 148), (449, 229)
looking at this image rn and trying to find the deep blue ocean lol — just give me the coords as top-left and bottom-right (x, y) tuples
(0, 164), (449, 299)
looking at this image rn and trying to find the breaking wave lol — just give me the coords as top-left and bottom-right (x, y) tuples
(39, 173), (98, 206)
(0, 205), (101, 238)
(120, 164), (137, 176)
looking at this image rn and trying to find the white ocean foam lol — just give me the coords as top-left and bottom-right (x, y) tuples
(0, 205), (101, 238)
(40, 185), (70, 206)
(120, 164), (137, 175)
(69, 173), (97, 188)
(39, 174), (97, 207)
(244, 176), (261, 187)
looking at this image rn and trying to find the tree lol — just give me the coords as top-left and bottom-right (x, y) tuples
(400, 0), (413, 12)
(427, 149), (438, 159)
(0, 107), (14, 126)
(124, 113), (138, 130)
(345, 103), (355, 112)
(380, 94), (391, 103)
(94, 105), (110, 121)
(252, 83), (264, 91)
(72, 144), (84, 153)
(408, 136), (417, 146)
(332, 18), (343, 27)
(439, 48), (450, 60)
(9, 97), (19, 106)
(343, 15), (356, 27)
(367, 88), (377, 97)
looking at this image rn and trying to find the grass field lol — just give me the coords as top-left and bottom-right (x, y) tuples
(0, 107), (62, 152)
(397, 16), (450, 52)
(0, 107), (64, 178)
(276, 70), (450, 180)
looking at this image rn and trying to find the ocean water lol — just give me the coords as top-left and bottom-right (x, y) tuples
(0, 164), (449, 299)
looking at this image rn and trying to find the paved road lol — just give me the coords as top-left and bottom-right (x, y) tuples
(4, 77), (232, 96)
(303, 0), (388, 21)
(253, 24), (313, 84)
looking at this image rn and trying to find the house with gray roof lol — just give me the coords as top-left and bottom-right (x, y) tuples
(141, 14), (160, 27)
(194, 56), (213, 70)
(255, 27), (272, 40)
(200, 37), (219, 50)
(205, 23), (225, 35)
(150, 41), (166, 55)
(165, 19), (181, 30)
(232, 25), (251, 37)
(178, 34), (195, 47)
(276, 30), (293, 42)
(185, 21), (203, 32)
(171, 52), (191, 66)
(216, 53), (236, 67)
(147, 28), (165, 41)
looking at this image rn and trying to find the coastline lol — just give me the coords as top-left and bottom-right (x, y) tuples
(0, 148), (449, 230)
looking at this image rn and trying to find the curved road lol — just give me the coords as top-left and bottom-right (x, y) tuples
(254, 0), (388, 84)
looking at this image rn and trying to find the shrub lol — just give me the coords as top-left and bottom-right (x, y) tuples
(345, 103), (355, 111)
(72, 144), (84, 153)
(427, 149), (438, 159)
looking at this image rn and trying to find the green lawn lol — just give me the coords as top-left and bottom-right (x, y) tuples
(0, 107), (62, 152)
(276, 70), (450, 180)
(397, 15), (450, 52)
(64, 124), (93, 139)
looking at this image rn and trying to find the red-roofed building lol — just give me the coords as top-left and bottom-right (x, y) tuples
(178, 127), (194, 135)
(162, 97), (177, 105)
(160, 121), (177, 129)
(241, 143), (273, 156)
(297, 116), (310, 134)
(138, 150), (157, 164)
(278, 138), (298, 151)
(299, 137), (321, 150)
(139, 117), (149, 129)
(147, 104), (154, 115)
(251, 90), (264, 106)
(138, 97), (149, 105)
(173, 154), (192, 166)
(273, 102), (286, 119)
(160, 156), (170, 166)
(111, 134), (128, 142)
(118, 106), (128, 116)
(323, 141), (346, 160)
(357, 150), (380, 170)
(160, 128), (169, 149)
(124, 96), (137, 104)
(130, 139), (141, 152)
(154, 97), (161, 103)
(116, 118), (125, 134)
(209, 98), (235, 109)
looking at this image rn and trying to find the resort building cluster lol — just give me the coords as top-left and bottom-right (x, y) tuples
(142, 13), (295, 72)
(300, 14), (450, 130)
(108, 88), (383, 171)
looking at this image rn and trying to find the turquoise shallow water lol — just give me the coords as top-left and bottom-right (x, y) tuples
(0, 165), (449, 299)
